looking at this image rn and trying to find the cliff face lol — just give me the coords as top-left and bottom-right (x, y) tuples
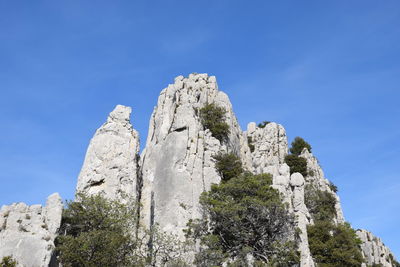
(0, 193), (62, 267)
(0, 73), (397, 266)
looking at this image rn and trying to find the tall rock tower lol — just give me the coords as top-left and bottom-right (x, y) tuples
(76, 105), (140, 201)
(140, 73), (249, 237)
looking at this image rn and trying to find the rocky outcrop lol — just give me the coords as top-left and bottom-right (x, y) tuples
(140, 73), (246, 237)
(300, 149), (345, 224)
(357, 229), (398, 267)
(0, 193), (62, 267)
(245, 122), (314, 266)
(76, 105), (140, 201)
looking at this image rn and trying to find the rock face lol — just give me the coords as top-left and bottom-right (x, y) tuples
(0, 193), (62, 267)
(140, 73), (246, 237)
(245, 122), (314, 266)
(357, 229), (398, 267)
(76, 105), (140, 201)
(300, 149), (345, 224)
(3, 73), (397, 267)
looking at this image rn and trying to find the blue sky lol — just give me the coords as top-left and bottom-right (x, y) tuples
(1, 0), (399, 257)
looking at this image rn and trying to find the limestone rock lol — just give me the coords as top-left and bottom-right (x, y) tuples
(0, 193), (62, 267)
(300, 148), (345, 224)
(357, 229), (397, 267)
(245, 122), (288, 173)
(76, 105), (140, 201)
(140, 73), (245, 237)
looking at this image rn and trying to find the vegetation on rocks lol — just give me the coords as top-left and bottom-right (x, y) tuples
(304, 184), (337, 222)
(289, 137), (312, 156)
(0, 256), (17, 267)
(284, 154), (308, 177)
(199, 103), (230, 142)
(213, 152), (244, 182)
(307, 221), (364, 267)
(56, 193), (190, 267)
(186, 169), (300, 266)
(257, 121), (271, 128)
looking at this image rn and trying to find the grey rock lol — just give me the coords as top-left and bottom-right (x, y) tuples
(357, 229), (397, 267)
(0, 193), (62, 267)
(76, 105), (140, 201)
(140, 73), (245, 237)
(300, 148), (345, 224)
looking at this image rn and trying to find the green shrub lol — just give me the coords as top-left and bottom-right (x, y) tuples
(186, 173), (300, 266)
(56, 193), (190, 267)
(213, 152), (244, 182)
(307, 221), (364, 267)
(199, 103), (230, 142)
(305, 184), (337, 222)
(247, 136), (255, 153)
(289, 137), (312, 156)
(329, 181), (338, 193)
(0, 256), (17, 267)
(257, 121), (271, 128)
(284, 154), (308, 177)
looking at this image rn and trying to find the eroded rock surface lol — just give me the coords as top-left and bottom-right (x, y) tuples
(140, 73), (246, 237)
(357, 229), (398, 267)
(76, 105), (140, 201)
(0, 193), (62, 267)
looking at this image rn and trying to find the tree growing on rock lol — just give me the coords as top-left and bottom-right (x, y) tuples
(289, 137), (312, 156)
(199, 103), (230, 142)
(186, 173), (300, 266)
(56, 193), (190, 267)
(213, 152), (244, 182)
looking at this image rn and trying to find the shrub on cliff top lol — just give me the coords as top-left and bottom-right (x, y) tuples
(199, 103), (230, 142)
(289, 137), (312, 156)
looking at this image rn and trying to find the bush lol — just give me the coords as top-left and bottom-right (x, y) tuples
(289, 137), (312, 156)
(307, 221), (364, 267)
(186, 173), (300, 266)
(329, 181), (338, 193)
(257, 121), (270, 128)
(284, 154), (308, 177)
(247, 136), (255, 153)
(213, 152), (244, 182)
(0, 256), (17, 267)
(199, 103), (230, 142)
(56, 193), (190, 267)
(305, 184), (337, 222)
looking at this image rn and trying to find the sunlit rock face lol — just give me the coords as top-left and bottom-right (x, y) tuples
(357, 229), (398, 267)
(140, 73), (248, 237)
(0, 193), (62, 267)
(76, 105), (140, 201)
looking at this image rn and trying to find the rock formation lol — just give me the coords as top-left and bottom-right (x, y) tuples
(357, 229), (398, 267)
(1, 73), (397, 266)
(76, 104), (140, 201)
(140, 74), (247, 237)
(0, 193), (62, 267)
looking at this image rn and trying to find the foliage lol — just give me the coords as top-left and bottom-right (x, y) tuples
(307, 221), (364, 267)
(289, 137), (312, 156)
(257, 121), (271, 128)
(56, 193), (190, 267)
(389, 254), (400, 267)
(284, 154), (308, 177)
(213, 152), (244, 182)
(329, 181), (338, 193)
(56, 193), (141, 267)
(247, 136), (255, 153)
(304, 184), (337, 222)
(199, 103), (230, 142)
(0, 256), (17, 267)
(186, 173), (300, 266)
